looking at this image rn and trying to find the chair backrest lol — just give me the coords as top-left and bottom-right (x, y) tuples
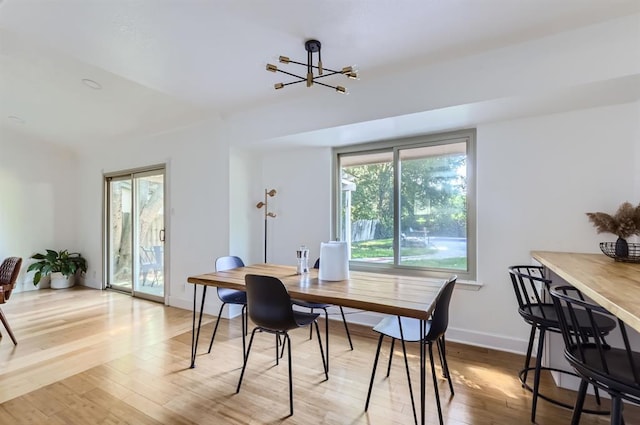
(550, 285), (640, 399)
(508, 265), (553, 319)
(426, 275), (457, 340)
(245, 274), (297, 330)
(313, 258), (320, 269)
(215, 255), (245, 272)
(0, 257), (22, 303)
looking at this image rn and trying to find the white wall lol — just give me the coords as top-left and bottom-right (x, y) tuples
(0, 129), (78, 291)
(258, 147), (333, 265)
(468, 101), (639, 350)
(229, 147), (262, 264)
(75, 118), (233, 314)
(256, 101), (640, 353)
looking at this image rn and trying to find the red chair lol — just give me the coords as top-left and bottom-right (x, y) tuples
(0, 257), (23, 345)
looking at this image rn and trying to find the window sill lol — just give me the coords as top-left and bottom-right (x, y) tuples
(455, 278), (483, 291)
(348, 263), (482, 290)
(419, 276), (482, 291)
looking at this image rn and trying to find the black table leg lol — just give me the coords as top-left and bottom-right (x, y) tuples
(397, 317), (417, 425)
(190, 284), (208, 368)
(420, 319), (426, 425)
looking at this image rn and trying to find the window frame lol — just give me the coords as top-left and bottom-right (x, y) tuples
(332, 129), (477, 281)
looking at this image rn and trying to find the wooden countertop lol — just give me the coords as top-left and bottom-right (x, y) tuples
(531, 251), (640, 333)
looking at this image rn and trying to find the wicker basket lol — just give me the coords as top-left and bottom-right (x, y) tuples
(600, 242), (640, 263)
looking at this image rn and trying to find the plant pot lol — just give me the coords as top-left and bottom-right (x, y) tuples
(50, 272), (74, 289)
(615, 237), (629, 257)
(37, 275), (51, 289)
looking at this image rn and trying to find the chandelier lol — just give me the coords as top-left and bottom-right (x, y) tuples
(266, 39), (358, 94)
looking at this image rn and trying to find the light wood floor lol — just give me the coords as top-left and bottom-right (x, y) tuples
(0, 288), (638, 424)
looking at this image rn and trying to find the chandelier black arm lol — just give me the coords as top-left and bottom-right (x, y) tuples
(276, 78), (341, 90)
(277, 67), (342, 81)
(277, 79), (340, 89)
(311, 70), (342, 80)
(282, 59), (344, 75)
(274, 67), (343, 83)
(312, 80), (341, 90)
(274, 68), (307, 81)
(280, 80), (306, 87)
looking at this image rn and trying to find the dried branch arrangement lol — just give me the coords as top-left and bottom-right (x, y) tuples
(586, 202), (640, 239)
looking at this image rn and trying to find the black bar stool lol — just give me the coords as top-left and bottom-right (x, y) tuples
(550, 285), (640, 425)
(509, 265), (615, 422)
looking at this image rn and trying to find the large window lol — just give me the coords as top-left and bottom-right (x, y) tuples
(334, 130), (476, 280)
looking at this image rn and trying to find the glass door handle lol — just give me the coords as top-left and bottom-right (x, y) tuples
(159, 229), (165, 242)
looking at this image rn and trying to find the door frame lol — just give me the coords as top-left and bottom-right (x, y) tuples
(103, 164), (168, 303)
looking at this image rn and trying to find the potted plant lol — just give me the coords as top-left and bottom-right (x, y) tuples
(27, 249), (88, 289)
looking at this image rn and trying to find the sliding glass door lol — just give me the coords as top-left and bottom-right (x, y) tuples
(106, 167), (165, 302)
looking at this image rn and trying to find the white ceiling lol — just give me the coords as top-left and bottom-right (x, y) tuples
(1, 0), (639, 149)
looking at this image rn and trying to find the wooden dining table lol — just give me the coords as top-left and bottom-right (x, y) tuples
(187, 263), (448, 425)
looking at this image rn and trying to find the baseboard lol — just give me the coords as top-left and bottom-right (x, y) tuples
(287, 305), (530, 355)
(169, 295), (241, 319)
(445, 327), (529, 355)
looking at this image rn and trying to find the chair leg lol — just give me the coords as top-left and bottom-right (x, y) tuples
(386, 338), (396, 377)
(531, 327), (546, 423)
(236, 328), (259, 393)
(593, 383), (602, 405)
(309, 308), (314, 340)
(611, 396), (623, 425)
(286, 332), (293, 417)
(365, 333), (385, 411)
(400, 336), (418, 425)
(338, 306), (353, 350)
(428, 342), (444, 425)
(0, 308), (17, 345)
(436, 337), (445, 374)
(439, 336), (454, 396)
(522, 325), (536, 385)
(570, 379), (588, 425)
(241, 305), (247, 361)
(207, 302), (226, 353)
(314, 320), (328, 380)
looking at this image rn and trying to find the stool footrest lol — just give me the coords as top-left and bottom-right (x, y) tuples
(518, 366), (610, 416)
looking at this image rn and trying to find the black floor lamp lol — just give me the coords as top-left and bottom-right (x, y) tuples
(256, 189), (276, 263)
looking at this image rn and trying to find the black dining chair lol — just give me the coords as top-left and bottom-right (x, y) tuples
(291, 258), (353, 372)
(365, 275), (457, 425)
(207, 256), (247, 359)
(509, 265), (615, 422)
(236, 274), (328, 416)
(550, 285), (640, 425)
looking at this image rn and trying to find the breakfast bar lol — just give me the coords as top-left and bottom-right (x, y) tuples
(531, 251), (640, 332)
